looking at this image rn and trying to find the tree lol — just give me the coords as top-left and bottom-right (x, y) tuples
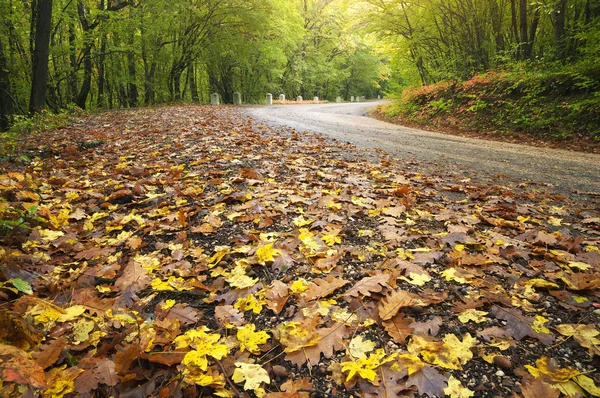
(29, 0), (53, 114)
(0, 40), (13, 131)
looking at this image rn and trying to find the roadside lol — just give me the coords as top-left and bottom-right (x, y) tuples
(248, 102), (600, 195)
(371, 107), (600, 155)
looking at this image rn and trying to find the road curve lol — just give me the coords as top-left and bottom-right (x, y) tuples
(248, 101), (600, 193)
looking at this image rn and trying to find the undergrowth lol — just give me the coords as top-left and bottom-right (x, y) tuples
(1, 106), (84, 161)
(382, 66), (600, 142)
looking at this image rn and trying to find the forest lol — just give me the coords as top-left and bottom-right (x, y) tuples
(1, 0), (599, 133)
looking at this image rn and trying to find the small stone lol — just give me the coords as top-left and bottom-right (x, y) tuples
(593, 309), (600, 316)
(411, 305), (424, 314)
(272, 365), (288, 377)
(495, 370), (505, 377)
(493, 356), (512, 370)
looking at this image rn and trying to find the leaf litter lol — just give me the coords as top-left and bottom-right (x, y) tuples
(0, 105), (599, 397)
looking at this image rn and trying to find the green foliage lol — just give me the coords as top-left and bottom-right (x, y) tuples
(1, 0), (387, 120)
(384, 68), (600, 141)
(0, 202), (40, 235)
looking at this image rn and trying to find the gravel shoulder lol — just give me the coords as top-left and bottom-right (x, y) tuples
(248, 101), (600, 194)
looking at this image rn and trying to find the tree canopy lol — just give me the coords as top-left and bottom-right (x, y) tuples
(0, 0), (598, 127)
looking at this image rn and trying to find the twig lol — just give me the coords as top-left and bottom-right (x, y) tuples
(215, 359), (241, 397)
(298, 389), (342, 398)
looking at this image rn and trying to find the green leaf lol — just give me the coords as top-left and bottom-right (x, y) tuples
(10, 278), (33, 295)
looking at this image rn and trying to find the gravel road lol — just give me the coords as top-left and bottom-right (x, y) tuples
(249, 101), (600, 194)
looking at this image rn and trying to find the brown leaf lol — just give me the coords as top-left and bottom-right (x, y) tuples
(266, 280), (290, 314)
(0, 310), (44, 348)
(345, 273), (390, 298)
(360, 363), (413, 398)
(560, 273), (600, 291)
(0, 343), (46, 388)
(115, 343), (138, 374)
(93, 358), (118, 387)
(378, 289), (427, 321)
(410, 316), (443, 337)
(383, 313), (415, 344)
(264, 377), (312, 398)
(489, 306), (555, 345)
(35, 338), (67, 369)
(520, 378), (560, 398)
(406, 365), (447, 398)
(114, 260), (151, 293)
(166, 304), (201, 326)
(304, 275), (350, 302)
(141, 350), (188, 366)
(285, 325), (348, 366)
(215, 305), (245, 327)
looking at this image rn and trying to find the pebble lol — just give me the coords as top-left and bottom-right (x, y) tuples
(594, 309), (600, 316)
(272, 365), (289, 378)
(493, 356), (512, 370)
(495, 370), (505, 377)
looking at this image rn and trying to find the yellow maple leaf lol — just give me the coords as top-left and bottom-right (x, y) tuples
(276, 321), (321, 353)
(293, 216), (314, 227)
(322, 233), (341, 246)
(177, 327), (228, 371)
(444, 375), (474, 398)
(161, 299), (176, 310)
(234, 293), (267, 314)
(37, 228), (64, 242)
(290, 278), (308, 293)
(348, 335), (376, 359)
(341, 349), (396, 383)
(393, 354), (424, 375)
(133, 254), (161, 272)
(255, 243), (280, 264)
(457, 309), (488, 324)
(402, 272), (432, 286)
(440, 268), (469, 284)
(237, 324), (270, 354)
(232, 362), (270, 390)
(183, 368), (226, 388)
(298, 228), (321, 252)
(151, 276), (194, 291)
(532, 316), (552, 334)
(556, 324), (600, 356)
(207, 247), (230, 268)
(573, 375), (600, 396)
(43, 365), (84, 398)
(526, 278), (560, 289)
(225, 263), (258, 289)
(444, 333), (476, 365)
(525, 356), (580, 384)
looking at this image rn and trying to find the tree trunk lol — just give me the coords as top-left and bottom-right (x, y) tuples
(519, 0), (528, 60)
(29, 0), (53, 114)
(127, 32), (137, 107)
(525, 6), (541, 60)
(68, 23), (78, 103)
(76, 44), (92, 109)
(554, 0), (568, 61)
(97, 35), (107, 108)
(190, 64), (199, 102)
(0, 41), (13, 131)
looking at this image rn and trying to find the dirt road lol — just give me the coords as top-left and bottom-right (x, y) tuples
(249, 101), (600, 193)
